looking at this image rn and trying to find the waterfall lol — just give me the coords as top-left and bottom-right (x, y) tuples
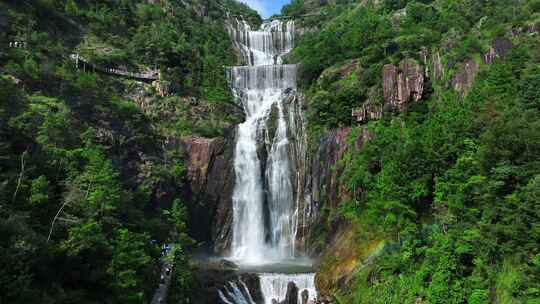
(227, 16), (299, 263)
(259, 273), (316, 304)
(219, 274), (317, 304)
(223, 15), (317, 304)
(219, 280), (256, 304)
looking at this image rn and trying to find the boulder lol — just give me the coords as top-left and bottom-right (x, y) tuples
(192, 269), (262, 304)
(301, 289), (309, 304)
(283, 282), (299, 304)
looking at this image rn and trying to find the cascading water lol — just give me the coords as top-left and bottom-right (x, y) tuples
(227, 17), (298, 263)
(219, 280), (256, 304)
(259, 273), (316, 304)
(222, 15), (317, 304)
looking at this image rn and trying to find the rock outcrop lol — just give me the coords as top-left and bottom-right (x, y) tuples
(352, 101), (383, 123)
(192, 266), (263, 304)
(431, 51), (444, 81)
(483, 37), (515, 64)
(181, 133), (236, 253)
(297, 127), (372, 256)
(283, 282), (299, 304)
(297, 127), (351, 255)
(452, 58), (479, 94)
(352, 87), (383, 124)
(301, 289), (309, 304)
(354, 59), (424, 124)
(382, 59), (424, 112)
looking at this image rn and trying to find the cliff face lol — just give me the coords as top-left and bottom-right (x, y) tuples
(353, 37), (516, 125)
(383, 59), (425, 112)
(300, 128), (353, 254)
(181, 133), (236, 253)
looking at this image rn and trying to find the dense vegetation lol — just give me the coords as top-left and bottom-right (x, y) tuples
(345, 56), (540, 303)
(286, 0), (540, 303)
(287, 0), (540, 134)
(0, 0), (258, 303)
(2, 0), (539, 303)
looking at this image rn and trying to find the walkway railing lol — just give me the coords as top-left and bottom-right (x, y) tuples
(70, 53), (160, 81)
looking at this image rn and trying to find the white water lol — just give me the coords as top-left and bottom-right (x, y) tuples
(219, 280), (256, 304)
(220, 274), (316, 304)
(228, 17), (298, 263)
(223, 16), (317, 304)
(260, 273), (316, 304)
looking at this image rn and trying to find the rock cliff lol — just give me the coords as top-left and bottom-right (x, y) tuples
(383, 59), (425, 112)
(181, 133), (237, 253)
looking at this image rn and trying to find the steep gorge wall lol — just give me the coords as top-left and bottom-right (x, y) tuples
(181, 133), (236, 253)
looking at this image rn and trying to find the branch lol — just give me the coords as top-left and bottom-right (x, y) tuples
(46, 200), (70, 243)
(12, 151), (27, 202)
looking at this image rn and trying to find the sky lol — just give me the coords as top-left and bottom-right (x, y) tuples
(239, 0), (291, 19)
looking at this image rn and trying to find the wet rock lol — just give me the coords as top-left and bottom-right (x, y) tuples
(219, 259), (238, 270)
(301, 289), (309, 304)
(491, 37), (514, 58)
(452, 58), (479, 95)
(192, 269), (262, 304)
(283, 282), (299, 304)
(310, 128), (351, 210)
(266, 103), (280, 145)
(194, 4), (208, 18)
(284, 93), (312, 254)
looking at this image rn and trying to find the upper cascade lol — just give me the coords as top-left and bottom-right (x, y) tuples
(227, 17), (295, 66)
(228, 64), (297, 90)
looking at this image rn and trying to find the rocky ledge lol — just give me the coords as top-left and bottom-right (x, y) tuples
(190, 260), (263, 304)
